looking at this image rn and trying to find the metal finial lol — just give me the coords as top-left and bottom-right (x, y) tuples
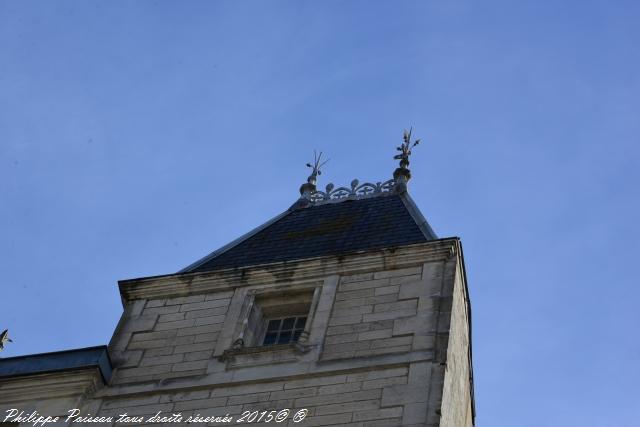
(395, 127), (420, 168)
(0, 329), (12, 352)
(299, 151), (329, 201)
(393, 127), (420, 193)
(305, 150), (329, 184)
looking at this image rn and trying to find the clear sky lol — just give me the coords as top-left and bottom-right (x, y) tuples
(1, 1), (638, 425)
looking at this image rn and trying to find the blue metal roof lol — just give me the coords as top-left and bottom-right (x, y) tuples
(0, 345), (112, 383)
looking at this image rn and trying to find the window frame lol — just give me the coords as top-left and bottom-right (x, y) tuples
(224, 285), (322, 354)
(212, 276), (340, 369)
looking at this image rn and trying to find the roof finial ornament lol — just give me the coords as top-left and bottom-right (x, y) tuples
(298, 151), (329, 205)
(0, 329), (12, 353)
(393, 127), (420, 193)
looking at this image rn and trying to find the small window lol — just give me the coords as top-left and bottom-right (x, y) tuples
(236, 290), (315, 348)
(220, 285), (327, 366)
(263, 316), (307, 346)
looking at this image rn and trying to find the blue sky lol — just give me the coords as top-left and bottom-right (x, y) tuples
(1, 1), (639, 425)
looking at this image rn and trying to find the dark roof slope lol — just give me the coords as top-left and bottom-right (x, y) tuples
(185, 194), (435, 273)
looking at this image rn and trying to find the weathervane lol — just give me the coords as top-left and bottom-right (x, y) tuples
(298, 150), (329, 202)
(393, 127), (420, 193)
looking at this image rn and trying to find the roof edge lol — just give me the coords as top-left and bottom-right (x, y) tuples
(0, 345), (112, 383)
(399, 192), (437, 240)
(120, 238), (461, 302)
(178, 208), (292, 273)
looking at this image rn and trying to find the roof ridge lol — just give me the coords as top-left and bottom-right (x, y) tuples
(399, 192), (437, 240)
(307, 178), (397, 206)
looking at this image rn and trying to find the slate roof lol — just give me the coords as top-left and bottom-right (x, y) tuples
(183, 193), (436, 273)
(0, 346), (112, 382)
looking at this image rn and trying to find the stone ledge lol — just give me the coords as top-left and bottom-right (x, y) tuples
(92, 350), (435, 399)
(118, 239), (459, 302)
(219, 343), (312, 369)
(0, 368), (105, 403)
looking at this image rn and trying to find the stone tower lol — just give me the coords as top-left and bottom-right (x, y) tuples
(0, 135), (475, 426)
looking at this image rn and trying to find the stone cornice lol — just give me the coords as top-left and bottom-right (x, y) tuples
(0, 368), (104, 403)
(118, 238), (459, 302)
(93, 351), (432, 399)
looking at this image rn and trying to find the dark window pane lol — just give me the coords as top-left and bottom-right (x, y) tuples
(263, 316), (310, 346)
(278, 330), (292, 344)
(263, 332), (277, 345)
(267, 319), (281, 332)
(282, 317), (295, 330)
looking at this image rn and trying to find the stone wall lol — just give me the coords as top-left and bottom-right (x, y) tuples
(323, 267), (422, 361)
(95, 366), (411, 426)
(439, 261), (474, 427)
(111, 291), (233, 384)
